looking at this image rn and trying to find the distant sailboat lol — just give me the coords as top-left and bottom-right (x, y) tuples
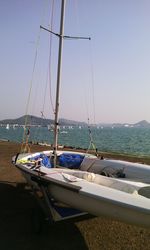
(6, 124), (10, 130)
(60, 130), (68, 134)
(47, 124), (51, 131)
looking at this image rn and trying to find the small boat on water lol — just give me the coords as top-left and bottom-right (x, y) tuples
(13, 0), (150, 228)
(6, 124), (10, 130)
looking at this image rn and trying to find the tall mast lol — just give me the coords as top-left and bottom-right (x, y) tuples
(40, 0), (90, 166)
(53, 0), (66, 166)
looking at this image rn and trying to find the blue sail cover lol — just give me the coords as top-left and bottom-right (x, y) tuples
(28, 153), (51, 168)
(27, 153), (84, 169)
(59, 153), (84, 169)
(41, 155), (51, 168)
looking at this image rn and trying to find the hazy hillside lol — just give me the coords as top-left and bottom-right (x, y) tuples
(0, 115), (150, 127)
(0, 115), (87, 126)
(134, 120), (150, 127)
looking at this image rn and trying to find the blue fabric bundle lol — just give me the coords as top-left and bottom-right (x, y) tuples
(59, 153), (84, 169)
(28, 154), (51, 168)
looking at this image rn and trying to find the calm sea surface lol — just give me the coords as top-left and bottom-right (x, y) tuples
(1, 126), (150, 157)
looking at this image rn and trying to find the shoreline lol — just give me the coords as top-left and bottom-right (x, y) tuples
(0, 141), (150, 250)
(2, 139), (150, 163)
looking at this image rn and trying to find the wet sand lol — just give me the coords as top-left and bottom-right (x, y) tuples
(0, 141), (150, 250)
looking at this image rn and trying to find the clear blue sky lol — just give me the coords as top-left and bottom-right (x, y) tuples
(1, 0), (150, 124)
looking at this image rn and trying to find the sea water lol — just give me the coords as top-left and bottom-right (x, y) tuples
(1, 126), (150, 157)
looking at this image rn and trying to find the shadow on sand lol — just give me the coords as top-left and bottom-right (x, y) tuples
(0, 181), (88, 250)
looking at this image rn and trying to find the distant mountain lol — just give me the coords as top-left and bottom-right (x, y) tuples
(1, 116), (150, 128)
(59, 118), (86, 126)
(118, 120), (150, 128)
(0, 115), (87, 127)
(0, 115), (52, 126)
(98, 120), (150, 128)
(134, 120), (150, 127)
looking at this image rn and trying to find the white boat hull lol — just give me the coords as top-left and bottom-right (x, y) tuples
(13, 150), (150, 228)
(48, 182), (150, 228)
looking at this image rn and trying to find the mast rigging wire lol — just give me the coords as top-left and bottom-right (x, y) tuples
(71, 0), (97, 153)
(86, 40), (98, 154)
(47, 0), (55, 115)
(21, 1), (52, 152)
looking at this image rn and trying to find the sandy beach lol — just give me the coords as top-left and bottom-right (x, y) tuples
(0, 141), (150, 250)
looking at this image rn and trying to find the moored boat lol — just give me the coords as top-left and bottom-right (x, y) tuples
(12, 0), (150, 228)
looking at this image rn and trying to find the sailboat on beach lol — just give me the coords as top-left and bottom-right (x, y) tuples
(13, 0), (150, 228)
